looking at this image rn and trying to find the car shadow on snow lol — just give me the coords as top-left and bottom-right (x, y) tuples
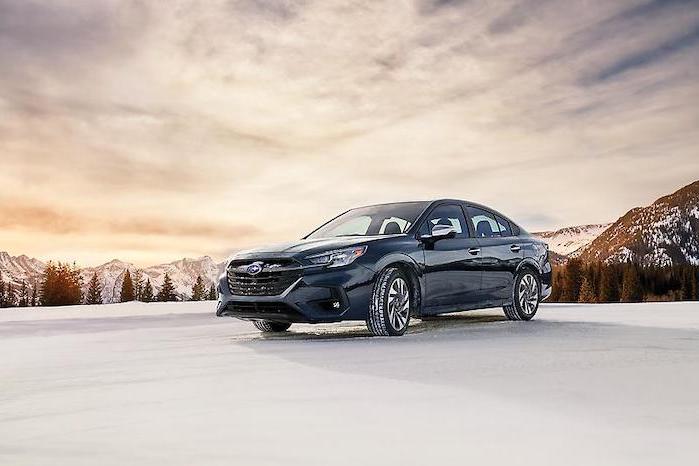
(233, 312), (509, 342)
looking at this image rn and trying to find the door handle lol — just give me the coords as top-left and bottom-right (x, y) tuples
(468, 247), (481, 255)
(510, 245), (521, 252)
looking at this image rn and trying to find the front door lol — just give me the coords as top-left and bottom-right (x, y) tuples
(421, 204), (482, 312)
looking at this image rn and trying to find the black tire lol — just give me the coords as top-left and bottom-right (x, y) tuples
(504, 268), (541, 321)
(253, 320), (292, 332)
(366, 267), (411, 336)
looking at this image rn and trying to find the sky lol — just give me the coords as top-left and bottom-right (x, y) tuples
(1, 0), (698, 266)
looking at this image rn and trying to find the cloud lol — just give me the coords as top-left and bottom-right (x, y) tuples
(0, 0), (697, 264)
(582, 22), (699, 84)
(0, 200), (259, 239)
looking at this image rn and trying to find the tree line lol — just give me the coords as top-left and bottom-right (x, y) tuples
(0, 262), (218, 308)
(548, 258), (699, 303)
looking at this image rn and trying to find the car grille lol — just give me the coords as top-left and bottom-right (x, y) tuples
(227, 259), (302, 296)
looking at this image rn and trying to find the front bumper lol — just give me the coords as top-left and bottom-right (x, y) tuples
(216, 262), (376, 323)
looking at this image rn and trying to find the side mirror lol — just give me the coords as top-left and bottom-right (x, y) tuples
(419, 224), (457, 242)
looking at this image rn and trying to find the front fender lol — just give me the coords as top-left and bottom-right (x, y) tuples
(368, 251), (423, 276)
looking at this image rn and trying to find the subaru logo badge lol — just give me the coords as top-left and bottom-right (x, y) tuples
(246, 262), (263, 275)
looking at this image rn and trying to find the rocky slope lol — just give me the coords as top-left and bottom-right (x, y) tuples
(0, 252), (45, 287)
(579, 180), (699, 266)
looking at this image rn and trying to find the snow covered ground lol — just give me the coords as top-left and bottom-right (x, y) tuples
(1, 301), (698, 466)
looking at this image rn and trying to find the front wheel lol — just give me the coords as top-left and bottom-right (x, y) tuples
(253, 320), (292, 332)
(503, 269), (541, 321)
(367, 267), (411, 336)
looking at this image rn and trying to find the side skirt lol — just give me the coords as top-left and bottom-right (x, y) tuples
(420, 300), (507, 316)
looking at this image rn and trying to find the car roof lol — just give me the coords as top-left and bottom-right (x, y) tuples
(352, 199), (517, 222)
(355, 199), (499, 213)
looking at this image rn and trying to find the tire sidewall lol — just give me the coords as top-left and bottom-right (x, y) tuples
(513, 270), (541, 321)
(369, 267), (411, 336)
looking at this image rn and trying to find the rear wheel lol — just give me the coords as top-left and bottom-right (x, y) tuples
(367, 267), (411, 336)
(504, 269), (541, 321)
(253, 320), (292, 332)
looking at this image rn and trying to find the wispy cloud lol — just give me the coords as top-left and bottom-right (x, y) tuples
(582, 22), (699, 84)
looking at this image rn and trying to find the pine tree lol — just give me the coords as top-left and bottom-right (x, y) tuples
(548, 268), (563, 302)
(598, 265), (619, 302)
(40, 262), (82, 307)
(680, 266), (694, 301)
(578, 276), (596, 303)
(0, 277), (5, 308)
(30, 281), (38, 306)
(86, 272), (103, 305)
(190, 276), (205, 301)
(5, 282), (15, 307)
(207, 283), (217, 300)
(157, 273), (177, 302)
(39, 262), (57, 306)
(120, 270), (135, 302)
(132, 270), (144, 301)
(69, 262), (83, 305)
(620, 265), (643, 302)
(561, 258), (583, 302)
(141, 279), (154, 302)
(18, 281), (29, 307)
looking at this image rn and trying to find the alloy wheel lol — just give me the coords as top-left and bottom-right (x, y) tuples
(387, 277), (410, 331)
(518, 273), (539, 315)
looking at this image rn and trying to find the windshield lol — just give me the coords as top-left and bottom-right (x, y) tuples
(306, 202), (430, 239)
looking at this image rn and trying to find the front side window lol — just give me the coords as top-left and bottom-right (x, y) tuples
(467, 206), (501, 238)
(306, 202), (429, 239)
(421, 204), (468, 238)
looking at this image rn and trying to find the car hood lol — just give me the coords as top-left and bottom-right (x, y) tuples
(233, 235), (401, 259)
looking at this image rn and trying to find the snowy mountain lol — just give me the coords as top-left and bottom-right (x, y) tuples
(81, 256), (225, 303)
(1, 252), (225, 303)
(0, 252), (45, 287)
(80, 259), (138, 303)
(533, 223), (611, 257)
(140, 256), (224, 302)
(579, 180), (699, 266)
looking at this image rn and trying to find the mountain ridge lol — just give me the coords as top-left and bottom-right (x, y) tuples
(578, 180), (699, 266)
(0, 252), (226, 303)
(532, 223), (612, 258)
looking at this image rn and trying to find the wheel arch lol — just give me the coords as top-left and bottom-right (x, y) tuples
(372, 253), (423, 316)
(516, 258), (542, 276)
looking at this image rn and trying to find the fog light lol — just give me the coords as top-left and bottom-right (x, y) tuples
(318, 299), (343, 312)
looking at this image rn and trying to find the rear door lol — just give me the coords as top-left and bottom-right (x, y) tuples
(465, 206), (523, 303)
(421, 204), (482, 311)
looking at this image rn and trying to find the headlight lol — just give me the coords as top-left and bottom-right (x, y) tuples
(307, 246), (367, 268)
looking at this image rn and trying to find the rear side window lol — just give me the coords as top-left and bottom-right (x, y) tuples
(467, 206), (501, 238)
(495, 214), (513, 237)
(422, 204), (468, 238)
